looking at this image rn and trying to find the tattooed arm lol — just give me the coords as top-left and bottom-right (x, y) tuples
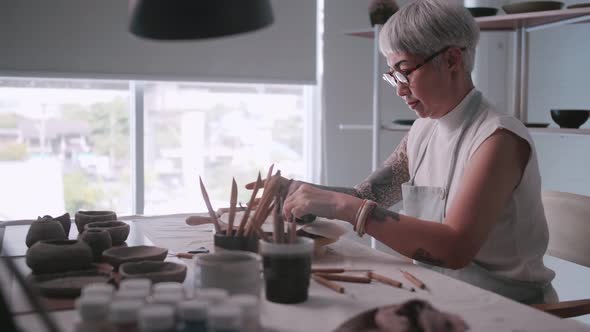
(354, 134), (409, 207)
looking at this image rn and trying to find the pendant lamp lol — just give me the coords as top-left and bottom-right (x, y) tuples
(129, 0), (274, 40)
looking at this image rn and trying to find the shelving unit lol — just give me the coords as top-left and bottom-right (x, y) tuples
(342, 7), (590, 172)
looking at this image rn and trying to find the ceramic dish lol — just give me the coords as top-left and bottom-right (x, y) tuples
(392, 119), (415, 126)
(550, 109), (590, 128)
(567, 3), (590, 9)
(84, 221), (130, 245)
(502, 1), (564, 14)
(466, 7), (499, 17)
(524, 122), (550, 128)
(119, 261), (187, 283)
(102, 245), (168, 270)
(26, 266), (112, 298)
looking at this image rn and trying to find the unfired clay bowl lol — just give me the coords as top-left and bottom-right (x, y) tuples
(25, 219), (67, 248)
(75, 210), (117, 233)
(80, 229), (112, 261)
(84, 221), (129, 245)
(102, 245), (168, 270)
(119, 261), (187, 283)
(26, 240), (93, 274)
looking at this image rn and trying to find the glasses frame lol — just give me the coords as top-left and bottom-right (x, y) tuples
(383, 46), (465, 87)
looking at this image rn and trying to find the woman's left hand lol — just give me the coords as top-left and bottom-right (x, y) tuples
(283, 184), (360, 222)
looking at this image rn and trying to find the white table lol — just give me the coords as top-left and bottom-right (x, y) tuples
(6, 214), (590, 332)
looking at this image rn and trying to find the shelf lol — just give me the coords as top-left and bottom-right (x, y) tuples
(344, 7), (590, 38)
(528, 127), (590, 136)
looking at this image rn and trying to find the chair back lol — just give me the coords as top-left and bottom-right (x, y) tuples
(542, 190), (590, 268)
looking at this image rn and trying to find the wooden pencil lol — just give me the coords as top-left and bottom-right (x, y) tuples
(314, 273), (371, 284)
(368, 271), (402, 288)
(400, 270), (426, 289)
(312, 274), (345, 294)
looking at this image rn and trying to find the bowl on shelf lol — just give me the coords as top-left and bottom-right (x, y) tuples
(466, 7), (499, 17)
(550, 109), (590, 128)
(567, 3), (590, 9)
(502, 1), (564, 14)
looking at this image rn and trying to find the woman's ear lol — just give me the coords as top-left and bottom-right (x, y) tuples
(446, 47), (463, 71)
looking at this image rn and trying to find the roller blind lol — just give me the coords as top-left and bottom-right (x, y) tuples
(0, 0), (317, 84)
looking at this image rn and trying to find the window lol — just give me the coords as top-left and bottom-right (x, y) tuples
(0, 77), (311, 219)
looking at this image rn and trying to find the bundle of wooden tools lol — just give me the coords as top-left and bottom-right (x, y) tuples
(198, 165), (298, 243)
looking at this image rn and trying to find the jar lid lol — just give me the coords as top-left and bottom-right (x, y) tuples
(178, 300), (208, 321)
(119, 278), (152, 292)
(138, 305), (175, 330)
(109, 300), (143, 323)
(75, 295), (111, 321)
(153, 282), (183, 294)
(152, 291), (184, 305)
(207, 304), (242, 329)
(115, 288), (149, 301)
(195, 288), (229, 305)
(81, 283), (114, 298)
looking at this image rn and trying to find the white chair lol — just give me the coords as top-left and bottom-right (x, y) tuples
(531, 190), (590, 318)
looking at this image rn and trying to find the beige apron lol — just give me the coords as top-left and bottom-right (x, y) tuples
(401, 92), (552, 304)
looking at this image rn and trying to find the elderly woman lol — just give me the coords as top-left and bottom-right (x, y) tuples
(277, 0), (556, 303)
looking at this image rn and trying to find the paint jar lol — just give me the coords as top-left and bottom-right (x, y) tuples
(109, 299), (143, 332)
(207, 304), (242, 332)
(138, 305), (176, 332)
(194, 288), (229, 305)
(213, 230), (259, 253)
(81, 283), (115, 298)
(259, 237), (314, 304)
(194, 251), (261, 296)
(74, 295), (113, 332)
(228, 294), (260, 332)
(120, 278), (152, 293)
(178, 300), (208, 332)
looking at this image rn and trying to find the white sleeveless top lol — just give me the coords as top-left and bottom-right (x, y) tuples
(407, 89), (555, 284)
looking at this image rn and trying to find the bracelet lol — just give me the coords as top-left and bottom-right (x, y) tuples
(353, 199), (367, 234)
(355, 199), (377, 237)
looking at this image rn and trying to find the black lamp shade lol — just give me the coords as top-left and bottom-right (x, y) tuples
(129, 0), (274, 40)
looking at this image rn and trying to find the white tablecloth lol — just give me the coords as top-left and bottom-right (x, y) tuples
(13, 214), (590, 332)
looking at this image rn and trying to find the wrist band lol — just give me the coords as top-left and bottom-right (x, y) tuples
(354, 199), (377, 237)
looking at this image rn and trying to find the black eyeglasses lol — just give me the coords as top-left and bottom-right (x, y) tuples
(383, 46), (465, 87)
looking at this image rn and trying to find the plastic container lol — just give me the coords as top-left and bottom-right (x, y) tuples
(109, 299), (143, 332)
(228, 294), (260, 332)
(259, 237), (314, 304)
(81, 283), (115, 298)
(178, 300), (208, 332)
(74, 295), (112, 332)
(120, 278), (152, 292)
(194, 288), (229, 305)
(207, 304), (242, 332)
(138, 305), (176, 332)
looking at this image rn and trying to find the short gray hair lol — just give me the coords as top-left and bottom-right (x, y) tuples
(379, 0), (480, 72)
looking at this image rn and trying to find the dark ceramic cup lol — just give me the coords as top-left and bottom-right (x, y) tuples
(25, 219), (67, 248)
(84, 221), (130, 246)
(214, 231), (259, 253)
(75, 211), (117, 233)
(26, 239), (93, 274)
(38, 212), (72, 236)
(80, 229), (112, 261)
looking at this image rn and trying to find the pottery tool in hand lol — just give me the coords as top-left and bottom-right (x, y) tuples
(400, 269), (426, 290)
(312, 274), (345, 294)
(199, 176), (221, 233)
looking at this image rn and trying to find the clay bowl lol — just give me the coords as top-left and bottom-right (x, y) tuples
(25, 219), (67, 248)
(120, 261), (187, 283)
(502, 1), (564, 14)
(102, 245), (168, 270)
(75, 211), (117, 233)
(26, 266), (112, 298)
(84, 221), (129, 245)
(550, 109), (590, 129)
(80, 229), (113, 262)
(26, 240), (93, 274)
(467, 7), (498, 17)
